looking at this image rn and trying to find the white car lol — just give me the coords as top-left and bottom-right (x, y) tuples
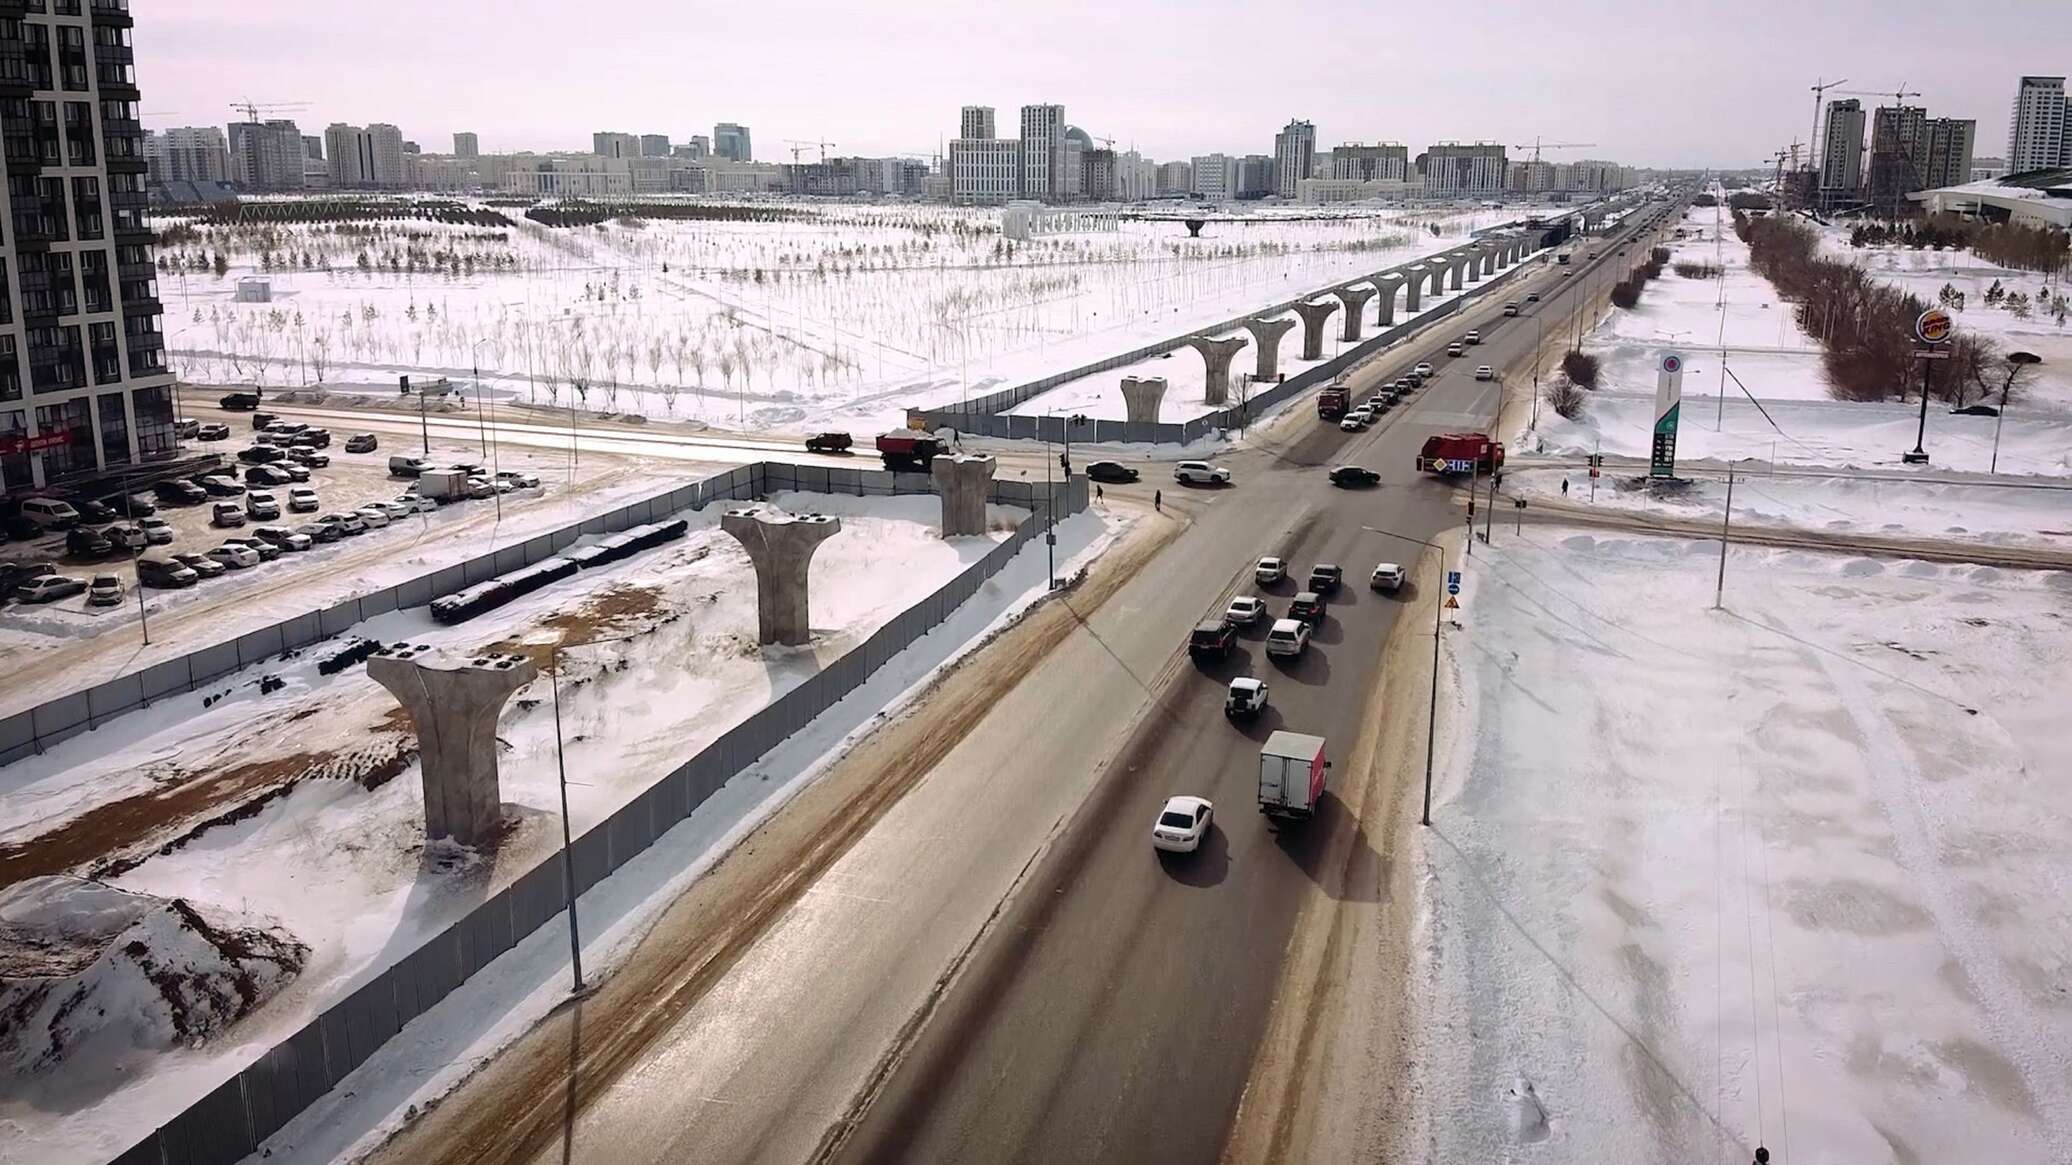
(1152, 795), (1214, 854)
(86, 573), (124, 607)
(1255, 557), (1286, 585)
(396, 494), (438, 513)
(206, 543), (260, 570)
(1225, 595), (1267, 625)
(1265, 617), (1311, 658)
(1465, 330), (1482, 344)
(354, 506), (392, 529)
(1475, 365), (1495, 381)
(137, 516), (175, 544)
(287, 487), (320, 513)
(1413, 361), (1434, 378)
(373, 498), (416, 520)
(1338, 415), (1366, 432)
(1173, 461), (1231, 486)
(496, 470), (542, 490)
(1371, 563), (1406, 591)
(1225, 676), (1269, 718)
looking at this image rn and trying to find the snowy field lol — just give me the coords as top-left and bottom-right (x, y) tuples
(0, 489), (1042, 1163)
(159, 199), (1560, 439)
(1408, 526), (2072, 1164)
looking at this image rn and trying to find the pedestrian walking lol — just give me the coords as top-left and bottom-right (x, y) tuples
(1095, 484), (1104, 502)
(1153, 489), (1162, 512)
(1561, 477), (1570, 495)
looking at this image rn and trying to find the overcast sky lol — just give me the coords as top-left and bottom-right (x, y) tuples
(142, 0), (2070, 169)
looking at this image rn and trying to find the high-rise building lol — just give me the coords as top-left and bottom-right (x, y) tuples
(948, 137), (1019, 203)
(2007, 76), (2068, 173)
(227, 119), (306, 191)
(0, 0), (178, 495)
(453, 131), (479, 159)
(1081, 148), (1116, 201)
(301, 134), (323, 161)
(1235, 154), (1275, 199)
(1820, 98), (1866, 203)
(1970, 155), (2008, 181)
(593, 131), (638, 159)
(1156, 160), (1193, 197)
(640, 133), (671, 158)
(681, 134), (711, 159)
(1867, 105), (1929, 214)
(324, 122), (407, 189)
(960, 106), (995, 140)
(151, 126), (232, 184)
(714, 123), (752, 162)
(1922, 118), (1975, 190)
(1330, 142), (1409, 183)
(1190, 153), (1233, 201)
(1019, 103), (1064, 198)
(1274, 119), (1315, 197)
(1115, 150), (1157, 201)
(1417, 143), (1507, 195)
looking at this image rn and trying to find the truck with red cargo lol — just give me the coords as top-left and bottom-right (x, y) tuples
(876, 431), (945, 472)
(1417, 432), (1504, 475)
(1258, 730), (1330, 822)
(1317, 383), (1350, 420)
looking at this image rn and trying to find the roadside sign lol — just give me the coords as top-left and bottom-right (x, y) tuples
(1912, 349), (1951, 360)
(1651, 350), (1685, 479)
(1446, 570), (1462, 594)
(1915, 308), (1953, 345)
(1444, 596), (1461, 610)
(0, 430), (67, 455)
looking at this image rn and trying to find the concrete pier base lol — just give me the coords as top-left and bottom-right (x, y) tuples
(1332, 285), (1377, 342)
(1374, 278), (1404, 327)
(1188, 334), (1248, 405)
(1463, 249), (1483, 282)
(1120, 375), (1167, 424)
(1447, 258), (1464, 291)
(1242, 316), (1296, 382)
(1404, 270), (1424, 313)
(368, 644), (539, 848)
(931, 454), (996, 537)
(722, 508), (841, 645)
(1290, 300), (1337, 360)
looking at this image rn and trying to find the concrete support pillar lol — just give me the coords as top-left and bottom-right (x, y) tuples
(931, 454), (996, 538)
(1374, 278), (1403, 327)
(1494, 244), (1510, 270)
(368, 645), (540, 849)
(1447, 256), (1464, 291)
(1463, 249), (1483, 282)
(1290, 299), (1338, 360)
(1187, 334), (1248, 405)
(1242, 316), (1296, 381)
(1119, 375), (1167, 424)
(1332, 285), (1376, 342)
(722, 507), (841, 645)
(1403, 269), (1424, 313)
(1480, 249), (1496, 277)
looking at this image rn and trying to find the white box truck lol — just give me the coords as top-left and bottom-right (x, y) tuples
(1258, 730), (1329, 821)
(417, 468), (468, 503)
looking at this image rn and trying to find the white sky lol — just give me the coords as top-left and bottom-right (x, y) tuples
(140, 0), (2072, 168)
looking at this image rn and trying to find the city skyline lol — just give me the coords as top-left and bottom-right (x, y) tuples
(138, 0), (2072, 169)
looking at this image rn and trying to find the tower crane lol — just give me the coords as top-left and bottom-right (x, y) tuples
(1512, 137), (1596, 165)
(784, 138), (836, 163)
(1807, 76), (1849, 169)
(230, 99), (310, 123)
(1832, 83), (1922, 108)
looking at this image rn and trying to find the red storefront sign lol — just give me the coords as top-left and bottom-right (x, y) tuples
(0, 429), (69, 456)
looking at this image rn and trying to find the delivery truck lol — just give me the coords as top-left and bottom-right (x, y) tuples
(1258, 730), (1329, 821)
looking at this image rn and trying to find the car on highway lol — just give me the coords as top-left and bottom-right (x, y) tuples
(1173, 460), (1230, 486)
(1475, 365), (1495, 380)
(253, 526), (314, 553)
(198, 475), (244, 497)
(155, 479), (208, 505)
(1307, 564), (1343, 593)
(354, 506), (392, 529)
(1225, 677), (1269, 719)
(344, 433), (379, 454)
(1254, 556), (1286, 585)
(1446, 341), (1465, 357)
(136, 516), (174, 545)
(173, 551), (226, 579)
(137, 555), (198, 588)
(1225, 595), (1267, 625)
(1371, 563), (1405, 592)
(1413, 361), (1434, 379)
(1151, 795), (1214, 854)
(803, 431), (853, 453)
(1526, 292), (1541, 302)
(1503, 303), (1520, 316)
(287, 487), (319, 513)
(196, 422), (232, 441)
(495, 469), (542, 490)
(1465, 330), (1482, 345)
(85, 573), (125, 607)
(222, 535), (282, 562)
(1189, 617), (1237, 660)
(15, 574), (86, 603)
(1338, 414), (1367, 432)
(64, 525), (115, 558)
(212, 503), (247, 528)
(1288, 590), (1326, 623)
(1328, 466), (1379, 488)
(1265, 617), (1311, 658)
(206, 543), (261, 570)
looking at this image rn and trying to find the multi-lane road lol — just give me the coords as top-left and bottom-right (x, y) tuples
(369, 206), (1676, 1165)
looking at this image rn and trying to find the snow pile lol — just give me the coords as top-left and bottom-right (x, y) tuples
(0, 876), (306, 1079)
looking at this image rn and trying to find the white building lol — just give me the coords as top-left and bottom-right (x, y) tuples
(150, 126), (232, 183)
(593, 131), (639, 159)
(1419, 143), (1507, 195)
(2007, 76), (2068, 173)
(1821, 98), (1867, 197)
(1114, 150), (1157, 201)
(1020, 103), (1064, 198)
(502, 156), (631, 196)
(1298, 177), (1415, 205)
(1190, 153), (1233, 201)
(950, 137), (1020, 203)
(960, 106), (995, 140)
(1274, 119), (1315, 197)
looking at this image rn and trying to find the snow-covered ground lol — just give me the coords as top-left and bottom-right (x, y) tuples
(160, 199), (1567, 439)
(1407, 525), (2072, 1164)
(0, 489), (1071, 1164)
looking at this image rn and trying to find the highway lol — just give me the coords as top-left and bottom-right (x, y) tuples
(364, 205), (1676, 1165)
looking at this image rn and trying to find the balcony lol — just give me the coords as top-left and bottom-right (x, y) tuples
(89, 0), (130, 26)
(92, 43), (130, 66)
(117, 258), (152, 281)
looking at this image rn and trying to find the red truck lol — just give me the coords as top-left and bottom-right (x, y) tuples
(876, 431), (945, 471)
(1317, 383), (1350, 420)
(1417, 432), (1504, 475)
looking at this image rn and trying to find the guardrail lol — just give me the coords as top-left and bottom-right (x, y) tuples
(107, 461), (1087, 1165)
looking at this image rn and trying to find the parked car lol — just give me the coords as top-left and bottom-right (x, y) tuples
(1371, 562), (1406, 592)
(1288, 591), (1326, 623)
(18, 497), (82, 530)
(245, 491), (281, 520)
(1255, 556), (1287, 585)
(249, 410), (278, 429)
(212, 503), (247, 528)
(344, 433), (379, 454)
(266, 420), (306, 436)
(1475, 365), (1495, 381)
(0, 515), (37, 540)
(287, 447), (330, 468)
(0, 559), (55, 593)
(1173, 460), (1231, 486)
(315, 512), (366, 537)
(221, 535), (281, 562)
(1188, 617), (1237, 660)
(476, 475), (514, 495)
(206, 543), (260, 570)
(372, 498), (415, 520)
(1307, 564), (1343, 593)
(197, 475), (245, 497)
(154, 479), (208, 505)
(1338, 415), (1367, 433)
(86, 573), (124, 606)
(172, 551), (226, 579)
(174, 417), (201, 439)
(278, 462), (311, 483)
(495, 469), (541, 490)
(1328, 466), (1380, 488)
(100, 524), (148, 552)
(287, 487), (319, 513)
(1225, 595), (1267, 626)
(14, 574), (86, 603)
(1413, 361), (1435, 379)
(74, 498), (117, 523)
(1265, 617), (1312, 658)
(395, 494), (437, 513)
(196, 422), (232, 441)
(1151, 795), (1214, 854)
(1225, 676), (1269, 719)
(389, 455), (430, 478)
(64, 526), (115, 558)
(238, 445), (287, 465)
(137, 554), (199, 588)
(107, 492), (156, 516)
(136, 516), (175, 544)
(353, 507), (391, 529)
(1085, 460), (1140, 484)
(253, 526), (313, 552)
(803, 431), (853, 453)
(245, 464), (293, 487)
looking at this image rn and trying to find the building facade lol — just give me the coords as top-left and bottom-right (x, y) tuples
(1018, 103), (1063, 198)
(323, 122), (406, 189)
(713, 123), (751, 162)
(1418, 142), (1507, 195)
(1115, 150), (1156, 201)
(149, 125), (229, 183)
(1331, 142), (1408, 182)
(1820, 98), (1866, 203)
(1081, 147), (1115, 201)
(0, 0), (176, 495)
(949, 136), (1019, 203)
(1970, 155), (2008, 181)
(1190, 153), (1232, 201)
(592, 131), (637, 159)
(2007, 76), (2068, 173)
(639, 132), (670, 158)
(1921, 118), (1975, 191)
(960, 105), (994, 140)
(453, 131), (478, 159)
(1156, 160), (1192, 197)
(1273, 119), (1314, 197)
(226, 118), (304, 190)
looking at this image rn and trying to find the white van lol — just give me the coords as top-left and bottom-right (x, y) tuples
(1265, 617), (1311, 658)
(18, 497), (81, 529)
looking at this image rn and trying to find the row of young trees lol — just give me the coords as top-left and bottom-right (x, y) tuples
(1608, 247), (1670, 308)
(1847, 215), (2069, 275)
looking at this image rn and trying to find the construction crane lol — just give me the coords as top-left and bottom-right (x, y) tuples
(1806, 77), (1849, 170)
(784, 138), (836, 163)
(1832, 83), (1921, 108)
(230, 99), (309, 123)
(1512, 137), (1596, 165)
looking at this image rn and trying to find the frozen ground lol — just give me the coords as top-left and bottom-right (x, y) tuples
(0, 489), (1040, 1163)
(1405, 525), (2072, 1164)
(159, 199), (1565, 439)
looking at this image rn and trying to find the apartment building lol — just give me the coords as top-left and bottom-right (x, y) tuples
(1273, 119), (1314, 197)
(2007, 76), (2068, 173)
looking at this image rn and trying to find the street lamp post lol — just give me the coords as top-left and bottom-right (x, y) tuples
(1362, 525), (1446, 827)
(547, 646), (585, 994)
(1990, 352), (2042, 474)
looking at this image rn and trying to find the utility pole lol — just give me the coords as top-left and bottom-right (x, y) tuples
(548, 648), (585, 993)
(1364, 526), (1446, 827)
(1991, 352), (2041, 474)
(1714, 464), (1735, 609)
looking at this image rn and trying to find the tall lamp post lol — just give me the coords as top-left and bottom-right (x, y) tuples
(472, 339), (502, 525)
(1990, 352), (2041, 475)
(1363, 525), (1447, 827)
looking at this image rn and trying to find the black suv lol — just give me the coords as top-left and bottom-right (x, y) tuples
(1289, 591), (1326, 624)
(1328, 466), (1379, 488)
(1086, 460), (1140, 484)
(1307, 564), (1343, 593)
(154, 479), (209, 505)
(1188, 617), (1237, 659)
(344, 433), (379, 453)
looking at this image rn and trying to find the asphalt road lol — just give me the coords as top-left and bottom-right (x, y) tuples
(826, 210), (1675, 1164)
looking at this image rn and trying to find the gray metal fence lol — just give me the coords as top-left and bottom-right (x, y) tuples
(107, 465), (1083, 1165)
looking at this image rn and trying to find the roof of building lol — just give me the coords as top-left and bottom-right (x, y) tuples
(1911, 170), (2072, 226)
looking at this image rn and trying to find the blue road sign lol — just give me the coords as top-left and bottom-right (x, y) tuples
(1446, 571), (1461, 595)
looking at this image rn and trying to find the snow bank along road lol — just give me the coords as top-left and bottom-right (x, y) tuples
(368, 208), (1670, 1165)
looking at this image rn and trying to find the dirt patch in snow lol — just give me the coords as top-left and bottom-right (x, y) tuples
(485, 582), (670, 670)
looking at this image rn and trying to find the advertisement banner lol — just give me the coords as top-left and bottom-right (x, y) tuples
(1650, 351), (1684, 478)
